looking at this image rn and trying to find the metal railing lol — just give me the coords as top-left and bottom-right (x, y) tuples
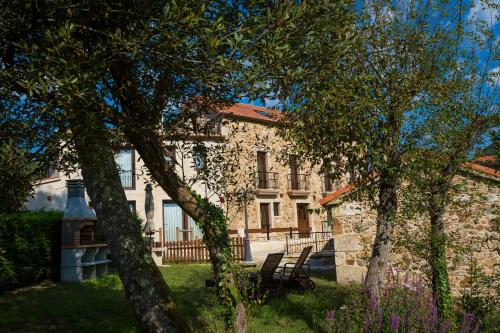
(287, 173), (311, 191)
(285, 231), (334, 255)
(320, 175), (341, 193)
(255, 171), (280, 189)
(119, 170), (135, 189)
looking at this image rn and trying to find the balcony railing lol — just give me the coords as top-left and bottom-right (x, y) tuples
(255, 171), (280, 189)
(119, 170), (135, 189)
(287, 173), (310, 191)
(321, 175), (341, 193)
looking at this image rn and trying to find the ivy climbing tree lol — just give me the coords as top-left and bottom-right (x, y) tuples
(1, 1), (308, 331)
(249, 0), (498, 302)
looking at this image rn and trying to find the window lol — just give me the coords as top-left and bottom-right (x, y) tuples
(289, 155), (300, 190)
(128, 201), (136, 214)
(348, 165), (356, 184)
(46, 162), (59, 179)
(273, 202), (280, 216)
(192, 147), (206, 170)
(115, 149), (135, 189)
(165, 145), (176, 166)
(323, 173), (335, 192)
(257, 151), (268, 188)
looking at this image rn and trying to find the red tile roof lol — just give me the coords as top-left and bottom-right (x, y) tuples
(463, 160), (500, 178)
(216, 103), (282, 123)
(319, 183), (357, 206)
(475, 155), (497, 163)
(320, 157), (498, 207)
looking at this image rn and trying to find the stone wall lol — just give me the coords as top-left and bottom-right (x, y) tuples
(221, 119), (331, 240)
(328, 173), (499, 294)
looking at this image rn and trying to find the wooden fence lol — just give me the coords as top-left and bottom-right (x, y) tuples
(157, 237), (245, 263)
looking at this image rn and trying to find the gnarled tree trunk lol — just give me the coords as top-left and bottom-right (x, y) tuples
(109, 61), (247, 332)
(124, 125), (247, 332)
(364, 170), (398, 297)
(69, 111), (189, 333)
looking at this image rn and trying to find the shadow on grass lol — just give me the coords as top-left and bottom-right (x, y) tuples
(0, 274), (138, 333)
(247, 275), (355, 333)
(0, 264), (357, 333)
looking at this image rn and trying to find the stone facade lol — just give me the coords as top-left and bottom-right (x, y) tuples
(26, 103), (335, 244)
(325, 171), (499, 294)
(221, 119), (332, 240)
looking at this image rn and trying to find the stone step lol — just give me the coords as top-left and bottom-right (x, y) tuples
(308, 258), (336, 266)
(309, 265), (336, 273)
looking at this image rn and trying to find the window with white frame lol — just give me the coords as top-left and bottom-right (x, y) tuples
(115, 149), (135, 189)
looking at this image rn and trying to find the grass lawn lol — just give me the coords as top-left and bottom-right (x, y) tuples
(0, 264), (354, 333)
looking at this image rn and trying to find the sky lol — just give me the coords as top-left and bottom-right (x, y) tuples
(240, 0), (499, 110)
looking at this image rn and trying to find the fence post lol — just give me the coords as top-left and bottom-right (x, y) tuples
(289, 226), (292, 238)
(315, 232), (318, 252)
(285, 235), (289, 255)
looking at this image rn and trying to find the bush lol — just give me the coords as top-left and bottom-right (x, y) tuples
(460, 259), (500, 331)
(0, 210), (62, 292)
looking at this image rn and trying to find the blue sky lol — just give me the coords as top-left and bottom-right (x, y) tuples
(240, 0), (499, 110)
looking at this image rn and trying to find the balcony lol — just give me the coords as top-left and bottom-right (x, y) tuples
(254, 172), (281, 196)
(321, 175), (341, 195)
(287, 173), (311, 197)
(119, 170), (135, 190)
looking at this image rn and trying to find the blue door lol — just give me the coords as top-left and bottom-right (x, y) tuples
(163, 202), (203, 241)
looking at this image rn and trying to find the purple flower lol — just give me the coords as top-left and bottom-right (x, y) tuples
(369, 290), (378, 313)
(472, 319), (481, 333)
(428, 303), (437, 331)
(439, 321), (452, 333)
(389, 314), (400, 331)
(459, 313), (475, 333)
(363, 318), (371, 332)
(326, 309), (335, 321)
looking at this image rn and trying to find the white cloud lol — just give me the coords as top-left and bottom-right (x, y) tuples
(264, 97), (280, 108)
(466, 0), (499, 28)
(488, 66), (499, 86)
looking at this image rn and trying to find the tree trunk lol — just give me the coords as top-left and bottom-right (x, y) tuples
(108, 60), (246, 332)
(364, 171), (398, 297)
(68, 112), (189, 333)
(429, 193), (452, 319)
(123, 125), (247, 332)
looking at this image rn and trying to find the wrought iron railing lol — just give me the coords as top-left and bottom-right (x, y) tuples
(285, 231), (334, 255)
(255, 171), (280, 189)
(321, 175), (341, 193)
(119, 170), (135, 189)
(287, 173), (310, 191)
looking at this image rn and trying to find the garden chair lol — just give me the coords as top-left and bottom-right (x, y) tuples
(275, 245), (315, 293)
(248, 252), (285, 299)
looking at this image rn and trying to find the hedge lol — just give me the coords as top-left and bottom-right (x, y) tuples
(0, 210), (62, 292)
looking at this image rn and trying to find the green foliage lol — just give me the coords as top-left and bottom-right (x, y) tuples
(461, 258), (500, 331)
(0, 210), (63, 292)
(189, 190), (239, 325)
(0, 140), (41, 214)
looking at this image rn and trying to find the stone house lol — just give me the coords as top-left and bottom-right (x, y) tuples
(319, 156), (499, 292)
(26, 103), (335, 247)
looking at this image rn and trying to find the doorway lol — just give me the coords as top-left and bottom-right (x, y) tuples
(260, 203), (271, 240)
(296, 203), (310, 238)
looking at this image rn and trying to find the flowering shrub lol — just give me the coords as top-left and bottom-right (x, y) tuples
(324, 269), (480, 333)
